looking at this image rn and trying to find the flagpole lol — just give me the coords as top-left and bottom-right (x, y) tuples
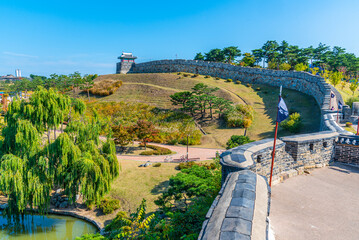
(269, 86), (282, 187)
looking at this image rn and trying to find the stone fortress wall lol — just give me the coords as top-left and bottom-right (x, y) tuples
(126, 59), (356, 239)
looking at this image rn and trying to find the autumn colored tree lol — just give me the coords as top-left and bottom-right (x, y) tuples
(133, 120), (158, 149)
(112, 125), (133, 150)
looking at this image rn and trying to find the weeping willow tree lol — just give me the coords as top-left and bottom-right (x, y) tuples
(0, 87), (119, 219)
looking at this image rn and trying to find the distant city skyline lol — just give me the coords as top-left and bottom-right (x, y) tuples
(1, 0), (359, 76)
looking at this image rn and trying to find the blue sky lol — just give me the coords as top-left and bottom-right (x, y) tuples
(1, 0), (359, 76)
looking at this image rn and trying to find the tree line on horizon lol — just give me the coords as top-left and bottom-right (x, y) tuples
(194, 41), (359, 78)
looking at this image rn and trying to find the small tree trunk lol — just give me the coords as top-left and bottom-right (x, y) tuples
(47, 128), (51, 145)
(244, 128), (247, 136)
(87, 89), (90, 101)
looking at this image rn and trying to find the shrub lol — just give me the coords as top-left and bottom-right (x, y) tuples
(280, 112), (302, 133)
(346, 122), (353, 127)
(215, 77), (220, 80)
(226, 135), (253, 149)
(90, 79), (122, 96)
(235, 80), (241, 84)
(192, 74), (199, 78)
(255, 87), (261, 91)
(294, 63), (308, 72)
(224, 104), (254, 128)
(140, 145), (172, 155)
(153, 163), (161, 167)
(204, 75), (210, 78)
(226, 78), (233, 82)
(139, 150), (154, 155)
(346, 96), (359, 108)
(183, 74), (190, 77)
(268, 61), (277, 70)
(279, 63), (291, 71)
(177, 72), (181, 75)
(99, 198), (120, 214)
(176, 161), (197, 170)
(246, 83), (252, 87)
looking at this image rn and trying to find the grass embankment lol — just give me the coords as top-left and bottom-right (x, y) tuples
(330, 80), (359, 105)
(106, 159), (210, 214)
(92, 73), (321, 148)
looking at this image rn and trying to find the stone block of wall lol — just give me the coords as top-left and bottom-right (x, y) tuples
(198, 170), (269, 240)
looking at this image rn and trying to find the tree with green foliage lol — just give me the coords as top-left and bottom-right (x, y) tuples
(222, 46), (241, 64)
(81, 74), (98, 100)
(205, 48), (225, 62)
(329, 71), (343, 87)
(194, 52), (205, 61)
(240, 52), (256, 67)
(0, 87), (119, 220)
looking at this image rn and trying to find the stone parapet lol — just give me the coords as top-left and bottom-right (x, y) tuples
(199, 170), (269, 240)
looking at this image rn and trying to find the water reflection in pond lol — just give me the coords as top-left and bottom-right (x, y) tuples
(0, 213), (97, 239)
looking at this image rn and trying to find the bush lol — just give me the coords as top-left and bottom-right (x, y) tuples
(246, 83), (252, 87)
(139, 150), (154, 155)
(177, 72), (181, 75)
(226, 135), (253, 149)
(215, 77), (220, 80)
(279, 63), (291, 71)
(224, 104), (254, 128)
(268, 61), (277, 70)
(346, 96), (359, 108)
(294, 63), (308, 72)
(183, 74), (190, 77)
(140, 145), (172, 155)
(176, 161), (197, 170)
(99, 198), (120, 214)
(153, 163), (161, 167)
(204, 75), (210, 78)
(346, 122), (353, 127)
(235, 80), (241, 84)
(192, 74), (199, 78)
(280, 112), (302, 133)
(255, 87), (261, 91)
(226, 78), (233, 82)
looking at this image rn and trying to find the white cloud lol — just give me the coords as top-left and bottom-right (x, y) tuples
(3, 51), (38, 58)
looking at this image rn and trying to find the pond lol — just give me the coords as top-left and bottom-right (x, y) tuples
(0, 213), (97, 239)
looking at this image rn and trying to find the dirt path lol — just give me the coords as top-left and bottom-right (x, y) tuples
(270, 163), (359, 240)
(116, 142), (223, 162)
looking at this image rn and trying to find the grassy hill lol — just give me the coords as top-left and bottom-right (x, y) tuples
(90, 73), (321, 148)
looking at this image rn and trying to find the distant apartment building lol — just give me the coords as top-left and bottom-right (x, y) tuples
(0, 69), (22, 81)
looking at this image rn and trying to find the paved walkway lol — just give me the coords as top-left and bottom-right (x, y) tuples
(270, 163), (359, 240)
(116, 142), (223, 162)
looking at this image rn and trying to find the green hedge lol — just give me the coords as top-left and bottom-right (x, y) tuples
(139, 144), (172, 155)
